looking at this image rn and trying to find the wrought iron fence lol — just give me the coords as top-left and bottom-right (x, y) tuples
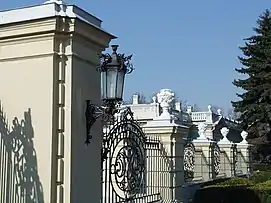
(144, 136), (163, 202)
(218, 144), (239, 177)
(219, 150), (229, 177)
(144, 135), (176, 202)
(101, 108), (162, 203)
(237, 149), (251, 175)
(231, 144), (238, 176)
(192, 148), (210, 181)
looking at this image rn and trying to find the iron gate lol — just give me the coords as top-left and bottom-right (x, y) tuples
(101, 107), (162, 203)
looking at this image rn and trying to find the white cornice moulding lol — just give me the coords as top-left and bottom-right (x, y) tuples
(0, 2), (109, 34)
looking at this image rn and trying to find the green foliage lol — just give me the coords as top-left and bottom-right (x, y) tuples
(194, 172), (271, 203)
(202, 177), (253, 189)
(249, 181), (271, 203)
(200, 177), (231, 188)
(232, 9), (271, 139)
(194, 187), (266, 203)
(253, 163), (271, 171)
(250, 180), (271, 190)
(250, 171), (271, 184)
(214, 177), (253, 187)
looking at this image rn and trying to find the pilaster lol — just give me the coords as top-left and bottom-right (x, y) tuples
(237, 143), (252, 175)
(218, 143), (236, 177)
(142, 89), (190, 203)
(0, 2), (115, 203)
(192, 140), (213, 180)
(143, 123), (189, 203)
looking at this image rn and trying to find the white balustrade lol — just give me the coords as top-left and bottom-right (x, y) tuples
(191, 112), (207, 121)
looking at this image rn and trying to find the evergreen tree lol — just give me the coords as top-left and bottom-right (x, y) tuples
(232, 9), (271, 139)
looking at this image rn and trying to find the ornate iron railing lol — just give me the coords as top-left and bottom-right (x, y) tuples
(101, 107), (162, 203)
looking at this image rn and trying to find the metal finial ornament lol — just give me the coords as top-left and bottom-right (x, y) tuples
(97, 45), (134, 74)
(111, 44), (118, 52)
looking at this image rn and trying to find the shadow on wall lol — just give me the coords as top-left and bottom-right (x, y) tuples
(0, 105), (44, 203)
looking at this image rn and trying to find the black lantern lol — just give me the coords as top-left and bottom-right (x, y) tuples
(85, 45), (133, 144)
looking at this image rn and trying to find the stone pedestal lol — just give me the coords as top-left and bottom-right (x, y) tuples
(143, 119), (189, 203)
(0, 2), (114, 203)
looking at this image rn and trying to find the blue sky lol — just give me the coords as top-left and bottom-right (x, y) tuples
(1, 0), (270, 111)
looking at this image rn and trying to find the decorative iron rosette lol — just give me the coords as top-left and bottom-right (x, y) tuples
(213, 143), (220, 175)
(184, 142), (195, 180)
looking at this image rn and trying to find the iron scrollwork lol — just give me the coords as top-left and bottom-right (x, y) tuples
(232, 144), (238, 172)
(111, 138), (145, 198)
(184, 142), (195, 180)
(102, 107), (146, 200)
(85, 100), (119, 144)
(213, 143), (220, 175)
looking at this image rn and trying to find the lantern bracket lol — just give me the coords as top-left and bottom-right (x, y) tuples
(85, 100), (119, 145)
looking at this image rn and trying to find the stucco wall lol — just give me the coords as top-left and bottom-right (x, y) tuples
(0, 22), (55, 203)
(69, 55), (102, 202)
(0, 13), (114, 203)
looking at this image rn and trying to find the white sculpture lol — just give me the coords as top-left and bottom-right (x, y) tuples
(152, 96), (157, 104)
(157, 89), (175, 118)
(217, 109), (222, 115)
(208, 105), (212, 112)
(240, 131), (248, 144)
(220, 127), (230, 142)
(197, 122), (208, 140)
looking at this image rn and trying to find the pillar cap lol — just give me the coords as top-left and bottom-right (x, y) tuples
(1, 2), (98, 26)
(0, 1), (115, 39)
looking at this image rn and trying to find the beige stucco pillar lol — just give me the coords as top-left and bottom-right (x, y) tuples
(237, 131), (252, 175)
(193, 121), (215, 181)
(141, 89), (190, 203)
(192, 140), (213, 180)
(0, 2), (115, 203)
(217, 127), (236, 177)
(218, 143), (235, 177)
(237, 143), (252, 175)
(143, 120), (189, 203)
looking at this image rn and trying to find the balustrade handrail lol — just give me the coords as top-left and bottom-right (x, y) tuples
(191, 112), (208, 121)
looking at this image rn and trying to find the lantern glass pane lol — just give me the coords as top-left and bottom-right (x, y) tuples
(101, 71), (107, 100)
(116, 69), (125, 100)
(106, 68), (118, 100)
